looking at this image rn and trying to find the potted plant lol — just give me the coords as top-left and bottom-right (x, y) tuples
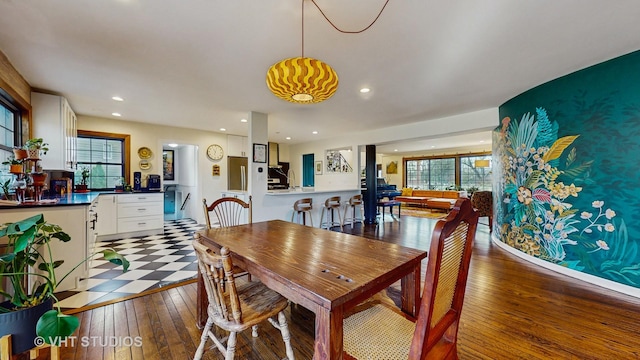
(114, 177), (125, 192)
(12, 147), (28, 161)
(0, 214), (129, 354)
(2, 155), (23, 174)
(1, 179), (12, 200)
(75, 167), (90, 192)
(24, 138), (49, 159)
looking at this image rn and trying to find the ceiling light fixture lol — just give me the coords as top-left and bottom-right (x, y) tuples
(360, 88), (370, 93)
(266, 0), (338, 104)
(112, 112), (121, 117)
(168, 143), (178, 148)
(112, 96), (124, 101)
(240, 118), (247, 123)
(266, 0), (389, 104)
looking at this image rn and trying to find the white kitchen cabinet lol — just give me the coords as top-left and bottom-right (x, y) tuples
(31, 92), (77, 170)
(97, 193), (164, 240)
(227, 135), (248, 157)
(117, 193), (163, 235)
(0, 206), (88, 292)
(95, 194), (117, 236)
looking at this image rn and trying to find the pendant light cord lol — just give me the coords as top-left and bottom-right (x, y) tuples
(310, 0), (390, 34)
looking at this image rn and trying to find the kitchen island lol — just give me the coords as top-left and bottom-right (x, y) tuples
(263, 188), (361, 225)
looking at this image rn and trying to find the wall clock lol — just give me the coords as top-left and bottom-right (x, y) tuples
(206, 144), (224, 161)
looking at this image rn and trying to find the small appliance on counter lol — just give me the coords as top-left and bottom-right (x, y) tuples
(147, 174), (161, 191)
(133, 171), (142, 191)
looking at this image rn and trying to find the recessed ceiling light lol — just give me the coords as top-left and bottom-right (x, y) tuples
(394, 149), (398, 152)
(312, 131), (318, 134)
(168, 143), (178, 148)
(431, 145), (436, 148)
(479, 140), (485, 143)
(220, 128), (226, 131)
(112, 112), (121, 117)
(285, 137), (291, 140)
(360, 88), (370, 93)
(240, 118), (247, 123)
(112, 96), (124, 101)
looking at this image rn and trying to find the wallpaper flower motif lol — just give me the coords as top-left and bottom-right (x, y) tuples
(495, 108), (639, 287)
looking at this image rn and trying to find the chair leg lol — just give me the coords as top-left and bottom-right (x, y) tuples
(251, 324), (259, 338)
(278, 311), (295, 360)
(194, 317), (214, 360)
(320, 207), (326, 229)
(225, 332), (237, 360)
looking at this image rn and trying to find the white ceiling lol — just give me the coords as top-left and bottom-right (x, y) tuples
(1, 0), (639, 153)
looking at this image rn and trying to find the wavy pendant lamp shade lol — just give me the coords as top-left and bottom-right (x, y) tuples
(266, 57), (338, 103)
(266, 0), (338, 104)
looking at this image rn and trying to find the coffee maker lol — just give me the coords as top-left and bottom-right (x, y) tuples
(147, 174), (161, 191)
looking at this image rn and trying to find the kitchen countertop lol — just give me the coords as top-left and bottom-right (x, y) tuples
(265, 188), (360, 196)
(0, 190), (164, 209)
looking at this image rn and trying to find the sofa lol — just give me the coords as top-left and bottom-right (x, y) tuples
(395, 189), (468, 210)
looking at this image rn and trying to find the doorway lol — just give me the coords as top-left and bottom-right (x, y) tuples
(302, 153), (314, 187)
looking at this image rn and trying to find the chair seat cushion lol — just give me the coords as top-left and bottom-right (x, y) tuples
(344, 303), (414, 359)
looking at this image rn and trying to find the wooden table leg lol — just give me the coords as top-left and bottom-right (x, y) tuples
(400, 264), (421, 317)
(314, 305), (344, 360)
(196, 268), (207, 328)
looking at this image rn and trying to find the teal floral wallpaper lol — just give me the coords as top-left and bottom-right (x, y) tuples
(495, 50), (640, 289)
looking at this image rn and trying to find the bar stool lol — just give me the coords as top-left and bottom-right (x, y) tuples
(291, 198), (314, 227)
(343, 194), (364, 228)
(320, 196), (343, 230)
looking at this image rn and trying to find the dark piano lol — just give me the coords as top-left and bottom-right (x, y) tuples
(361, 178), (401, 200)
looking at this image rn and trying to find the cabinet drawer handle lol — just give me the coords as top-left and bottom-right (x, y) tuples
(138, 208), (147, 211)
(138, 222), (147, 226)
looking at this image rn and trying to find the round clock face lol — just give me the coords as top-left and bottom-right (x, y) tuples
(207, 144), (224, 161)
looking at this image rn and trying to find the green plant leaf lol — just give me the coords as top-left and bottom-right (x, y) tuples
(37, 260), (64, 271)
(36, 310), (80, 343)
(51, 231), (71, 242)
(0, 253), (16, 263)
(102, 249), (130, 272)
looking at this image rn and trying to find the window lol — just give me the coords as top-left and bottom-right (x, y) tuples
(76, 131), (130, 190)
(404, 152), (491, 191)
(405, 158), (455, 189)
(0, 90), (22, 188)
(460, 155), (492, 191)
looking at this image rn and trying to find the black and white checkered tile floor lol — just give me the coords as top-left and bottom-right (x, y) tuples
(55, 219), (204, 310)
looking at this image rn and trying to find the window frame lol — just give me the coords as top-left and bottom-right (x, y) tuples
(403, 151), (491, 191)
(77, 130), (131, 190)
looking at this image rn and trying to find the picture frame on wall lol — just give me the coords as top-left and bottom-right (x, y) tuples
(163, 150), (175, 180)
(315, 161), (323, 175)
(253, 143), (267, 163)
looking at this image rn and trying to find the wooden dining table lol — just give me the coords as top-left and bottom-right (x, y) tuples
(196, 220), (427, 360)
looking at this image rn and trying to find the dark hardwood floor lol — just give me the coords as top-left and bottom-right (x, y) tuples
(40, 215), (640, 359)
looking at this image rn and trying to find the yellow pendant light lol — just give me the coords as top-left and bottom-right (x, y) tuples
(266, 57), (338, 103)
(266, 0), (338, 104)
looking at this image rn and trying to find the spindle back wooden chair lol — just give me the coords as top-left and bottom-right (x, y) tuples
(202, 196), (253, 284)
(192, 236), (295, 360)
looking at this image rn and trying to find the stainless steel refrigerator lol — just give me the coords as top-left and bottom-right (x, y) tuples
(228, 156), (248, 191)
